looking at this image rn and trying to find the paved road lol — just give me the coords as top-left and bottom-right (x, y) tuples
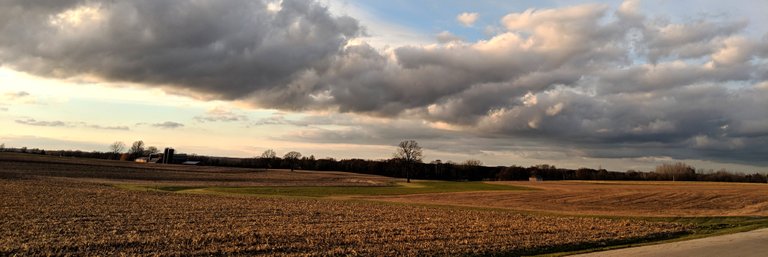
(572, 228), (768, 257)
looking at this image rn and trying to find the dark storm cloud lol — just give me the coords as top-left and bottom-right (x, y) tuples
(0, 0), (360, 100)
(1, 1), (767, 166)
(473, 83), (768, 164)
(284, 121), (452, 146)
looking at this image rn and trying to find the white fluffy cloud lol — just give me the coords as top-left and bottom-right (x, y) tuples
(457, 12), (479, 27)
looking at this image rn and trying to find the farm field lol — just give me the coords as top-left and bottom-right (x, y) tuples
(0, 153), (393, 187)
(367, 181), (768, 217)
(0, 178), (688, 256)
(1, 153), (766, 256)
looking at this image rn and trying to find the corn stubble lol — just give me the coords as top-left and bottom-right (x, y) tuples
(0, 179), (687, 256)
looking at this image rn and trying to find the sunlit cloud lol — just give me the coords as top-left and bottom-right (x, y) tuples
(457, 12), (479, 27)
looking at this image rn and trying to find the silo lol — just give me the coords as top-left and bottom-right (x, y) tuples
(167, 148), (175, 164)
(163, 148), (175, 164)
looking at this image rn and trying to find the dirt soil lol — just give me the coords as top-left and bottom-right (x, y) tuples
(366, 181), (768, 217)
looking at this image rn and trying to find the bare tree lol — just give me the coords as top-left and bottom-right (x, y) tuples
(655, 162), (696, 181)
(109, 141), (126, 159)
(128, 140), (145, 160)
(461, 159), (483, 179)
(146, 146), (159, 155)
(463, 159), (483, 167)
(283, 151), (302, 171)
(261, 149), (276, 159)
(143, 146), (160, 162)
(393, 140), (423, 183)
(261, 149), (277, 170)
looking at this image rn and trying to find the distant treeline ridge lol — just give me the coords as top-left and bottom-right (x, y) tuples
(2, 146), (765, 183)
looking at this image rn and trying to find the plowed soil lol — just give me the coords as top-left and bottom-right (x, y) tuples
(367, 181), (768, 217)
(0, 153), (690, 256)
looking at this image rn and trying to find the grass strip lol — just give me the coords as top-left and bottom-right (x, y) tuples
(119, 181), (533, 197)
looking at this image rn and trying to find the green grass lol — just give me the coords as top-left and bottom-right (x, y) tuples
(649, 216), (768, 238)
(120, 181), (532, 197)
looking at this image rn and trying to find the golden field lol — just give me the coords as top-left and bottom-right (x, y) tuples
(9, 153), (763, 256)
(368, 181), (768, 217)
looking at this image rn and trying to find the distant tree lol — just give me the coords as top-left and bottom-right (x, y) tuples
(431, 159), (443, 178)
(463, 159), (483, 167)
(497, 166), (528, 181)
(146, 146), (159, 155)
(461, 159), (484, 179)
(261, 149), (277, 170)
(0, 143), (4, 152)
(393, 140), (423, 183)
(261, 149), (276, 159)
(128, 140), (145, 160)
(535, 164), (556, 170)
(655, 162), (696, 181)
(283, 151), (302, 171)
(109, 141), (125, 156)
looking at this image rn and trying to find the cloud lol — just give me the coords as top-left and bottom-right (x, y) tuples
(3, 91), (39, 104)
(1, 1), (768, 167)
(250, 114), (308, 126)
(83, 124), (130, 131)
(15, 119), (67, 127)
(642, 19), (748, 63)
(0, 107), (7, 112)
(457, 12), (479, 27)
(4, 91), (30, 99)
(15, 118), (130, 130)
(151, 121), (184, 129)
(436, 31), (462, 44)
(280, 119), (455, 146)
(194, 107), (248, 122)
(0, 0), (360, 100)
(292, 3), (765, 166)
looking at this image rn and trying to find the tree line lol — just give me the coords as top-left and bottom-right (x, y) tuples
(1, 140), (765, 183)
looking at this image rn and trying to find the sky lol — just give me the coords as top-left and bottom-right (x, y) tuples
(1, 0), (767, 172)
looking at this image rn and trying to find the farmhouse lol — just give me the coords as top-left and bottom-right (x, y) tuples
(529, 175), (544, 182)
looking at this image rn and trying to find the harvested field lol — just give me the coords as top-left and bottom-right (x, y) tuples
(0, 178), (687, 256)
(0, 153), (691, 255)
(367, 181), (768, 217)
(0, 153), (392, 187)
